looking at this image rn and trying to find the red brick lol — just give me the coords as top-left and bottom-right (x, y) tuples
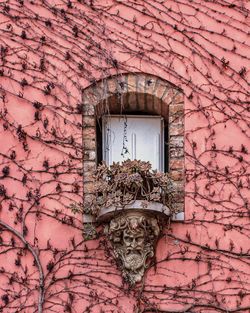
(170, 159), (184, 170)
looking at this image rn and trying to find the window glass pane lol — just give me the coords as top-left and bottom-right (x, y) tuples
(102, 115), (164, 171)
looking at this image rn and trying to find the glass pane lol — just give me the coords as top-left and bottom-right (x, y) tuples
(102, 115), (164, 171)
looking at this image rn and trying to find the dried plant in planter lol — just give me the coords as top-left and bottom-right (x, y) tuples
(83, 160), (175, 217)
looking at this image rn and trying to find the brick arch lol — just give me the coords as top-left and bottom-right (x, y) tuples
(82, 73), (184, 220)
(82, 73), (182, 116)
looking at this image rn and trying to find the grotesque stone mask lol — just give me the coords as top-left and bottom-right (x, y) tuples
(105, 211), (161, 285)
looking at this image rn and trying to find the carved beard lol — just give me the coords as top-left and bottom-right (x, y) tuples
(123, 250), (145, 271)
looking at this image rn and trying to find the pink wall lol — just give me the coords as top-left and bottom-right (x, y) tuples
(0, 1), (249, 312)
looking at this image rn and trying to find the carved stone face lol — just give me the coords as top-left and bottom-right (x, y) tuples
(122, 227), (145, 271)
(106, 212), (160, 285)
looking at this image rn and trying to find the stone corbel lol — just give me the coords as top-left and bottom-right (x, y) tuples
(97, 201), (170, 285)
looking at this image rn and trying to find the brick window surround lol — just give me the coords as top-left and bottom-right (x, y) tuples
(82, 73), (184, 222)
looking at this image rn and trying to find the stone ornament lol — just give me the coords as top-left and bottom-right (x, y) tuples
(105, 211), (161, 285)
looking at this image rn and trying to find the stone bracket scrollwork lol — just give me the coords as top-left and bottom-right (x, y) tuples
(104, 210), (162, 285)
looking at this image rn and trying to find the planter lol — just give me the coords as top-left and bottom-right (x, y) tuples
(97, 200), (170, 222)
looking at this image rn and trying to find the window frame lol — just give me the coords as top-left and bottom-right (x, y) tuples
(82, 74), (185, 222)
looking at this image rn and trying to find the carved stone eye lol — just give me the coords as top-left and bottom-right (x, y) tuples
(124, 236), (132, 243)
(136, 236), (144, 244)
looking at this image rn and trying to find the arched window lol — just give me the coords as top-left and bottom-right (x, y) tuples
(82, 74), (184, 222)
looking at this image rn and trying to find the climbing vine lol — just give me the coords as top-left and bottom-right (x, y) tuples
(0, 0), (249, 312)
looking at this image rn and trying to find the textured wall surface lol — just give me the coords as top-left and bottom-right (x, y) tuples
(0, 1), (249, 312)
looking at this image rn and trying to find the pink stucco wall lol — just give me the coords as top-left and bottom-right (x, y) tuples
(0, 1), (249, 312)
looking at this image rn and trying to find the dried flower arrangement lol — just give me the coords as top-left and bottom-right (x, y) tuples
(71, 160), (175, 218)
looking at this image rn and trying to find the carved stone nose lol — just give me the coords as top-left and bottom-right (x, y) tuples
(131, 238), (137, 248)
